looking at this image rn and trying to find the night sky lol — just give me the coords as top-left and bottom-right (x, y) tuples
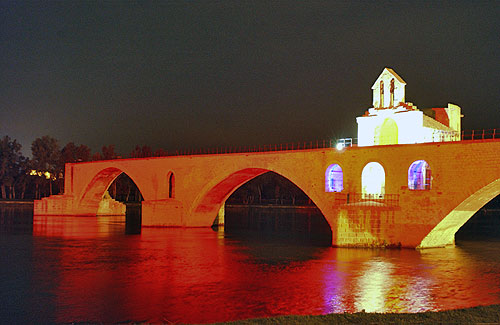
(1, 1), (499, 156)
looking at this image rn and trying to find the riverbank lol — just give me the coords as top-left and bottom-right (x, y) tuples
(220, 304), (500, 324)
(0, 200), (33, 205)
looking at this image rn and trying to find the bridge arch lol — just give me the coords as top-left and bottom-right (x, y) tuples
(78, 167), (146, 214)
(418, 178), (500, 248)
(190, 168), (269, 219)
(188, 167), (331, 229)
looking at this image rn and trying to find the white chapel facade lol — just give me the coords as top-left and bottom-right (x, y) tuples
(356, 68), (462, 147)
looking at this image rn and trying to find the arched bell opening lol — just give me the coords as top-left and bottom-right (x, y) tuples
(222, 171), (332, 246)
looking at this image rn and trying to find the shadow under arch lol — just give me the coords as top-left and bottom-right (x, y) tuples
(418, 178), (500, 248)
(456, 192), (500, 240)
(78, 167), (146, 215)
(189, 167), (332, 233)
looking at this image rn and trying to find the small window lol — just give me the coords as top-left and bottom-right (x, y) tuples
(408, 160), (431, 190)
(168, 172), (175, 198)
(325, 164), (343, 192)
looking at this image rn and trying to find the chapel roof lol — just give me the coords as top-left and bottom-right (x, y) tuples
(371, 67), (407, 88)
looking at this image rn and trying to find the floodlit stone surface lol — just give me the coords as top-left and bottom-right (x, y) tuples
(358, 68), (461, 146)
(418, 178), (500, 248)
(34, 140), (500, 248)
(96, 191), (125, 216)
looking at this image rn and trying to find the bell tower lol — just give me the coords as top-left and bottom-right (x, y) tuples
(371, 68), (406, 108)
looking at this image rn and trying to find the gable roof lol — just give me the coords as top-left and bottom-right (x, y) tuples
(371, 67), (407, 88)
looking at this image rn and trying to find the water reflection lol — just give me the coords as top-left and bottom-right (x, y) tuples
(125, 204), (142, 235)
(320, 249), (436, 314)
(0, 204), (33, 233)
(1, 209), (500, 323)
(420, 244), (500, 309)
(355, 259), (394, 312)
(33, 214), (125, 238)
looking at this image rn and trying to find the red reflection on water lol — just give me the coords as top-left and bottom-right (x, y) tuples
(30, 216), (500, 323)
(33, 215), (123, 238)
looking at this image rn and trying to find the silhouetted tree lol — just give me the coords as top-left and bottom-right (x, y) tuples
(14, 157), (31, 199)
(57, 143), (92, 192)
(61, 142), (78, 164)
(130, 145), (153, 158)
(130, 145), (142, 158)
(75, 144), (91, 162)
(102, 145), (118, 160)
(92, 151), (103, 161)
(31, 136), (60, 197)
(60, 143), (91, 164)
(0, 136), (25, 199)
(141, 145), (152, 158)
(154, 148), (168, 157)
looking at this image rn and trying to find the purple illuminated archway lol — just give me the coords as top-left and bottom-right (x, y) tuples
(408, 160), (431, 190)
(325, 164), (343, 192)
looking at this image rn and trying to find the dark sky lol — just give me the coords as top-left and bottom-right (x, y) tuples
(1, 1), (499, 156)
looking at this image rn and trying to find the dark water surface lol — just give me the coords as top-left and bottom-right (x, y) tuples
(1, 206), (500, 324)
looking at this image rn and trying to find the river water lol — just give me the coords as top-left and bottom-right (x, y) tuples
(1, 206), (500, 324)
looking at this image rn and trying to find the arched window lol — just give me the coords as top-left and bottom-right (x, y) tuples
(325, 164), (343, 192)
(390, 78), (395, 107)
(362, 162), (385, 198)
(168, 172), (175, 198)
(379, 80), (384, 108)
(408, 160), (431, 190)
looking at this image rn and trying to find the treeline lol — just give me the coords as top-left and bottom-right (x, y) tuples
(0, 135), (163, 200)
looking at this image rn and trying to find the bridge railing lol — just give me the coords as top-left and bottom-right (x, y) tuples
(154, 129), (497, 157)
(333, 192), (400, 208)
(461, 129), (498, 141)
(117, 129), (498, 160)
(147, 139), (353, 158)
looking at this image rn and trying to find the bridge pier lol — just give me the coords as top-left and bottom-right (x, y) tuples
(34, 194), (126, 216)
(34, 196), (187, 226)
(142, 199), (184, 227)
(34, 195), (76, 216)
(97, 193), (126, 215)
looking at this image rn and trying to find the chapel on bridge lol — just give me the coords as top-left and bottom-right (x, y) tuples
(356, 68), (462, 146)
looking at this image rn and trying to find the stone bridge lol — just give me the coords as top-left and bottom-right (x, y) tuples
(35, 140), (500, 248)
